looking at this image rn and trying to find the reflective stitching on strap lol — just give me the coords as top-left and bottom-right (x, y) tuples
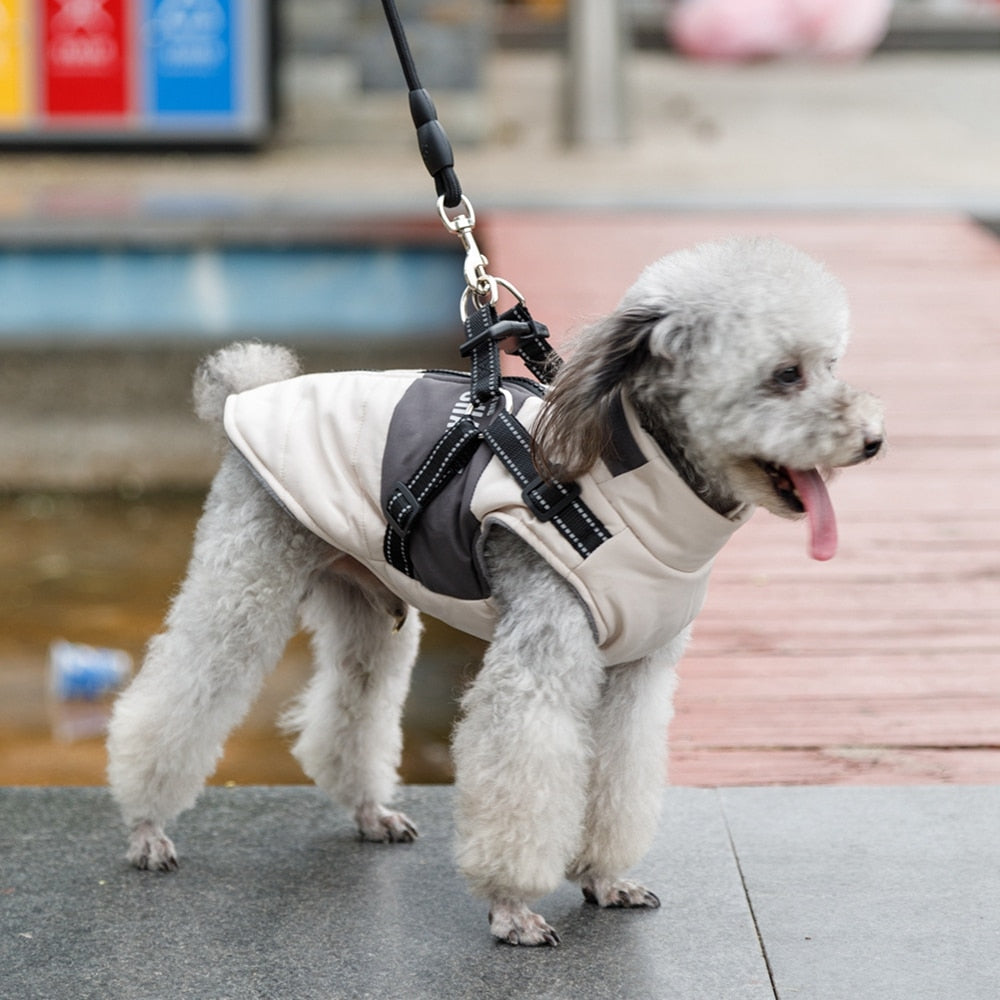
(413, 422), (479, 501)
(483, 411), (610, 559)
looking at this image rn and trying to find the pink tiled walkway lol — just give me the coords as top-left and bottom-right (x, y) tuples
(489, 211), (1000, 785)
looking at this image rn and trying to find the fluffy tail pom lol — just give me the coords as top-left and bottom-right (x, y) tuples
(193, 342), (301, 427)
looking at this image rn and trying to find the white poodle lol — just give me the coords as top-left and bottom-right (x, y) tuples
(107, 237), (884, 946)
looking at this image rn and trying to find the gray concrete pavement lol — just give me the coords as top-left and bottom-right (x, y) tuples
(3, 784), (1000, 999)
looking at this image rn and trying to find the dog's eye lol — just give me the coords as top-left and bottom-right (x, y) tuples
(773, 365), (803, 387)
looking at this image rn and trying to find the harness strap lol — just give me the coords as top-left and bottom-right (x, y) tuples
(383, 415), (483, 578)
(502, 302), (562, 385)
(462, 303), (504, 407)
(482, 410), (612, 560)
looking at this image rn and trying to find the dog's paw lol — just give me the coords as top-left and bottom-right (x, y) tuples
(126, 821), (179, 872)
(580, 876), (661, 909)
(354, 802), (418, 844)
(488, 901), (560, 947)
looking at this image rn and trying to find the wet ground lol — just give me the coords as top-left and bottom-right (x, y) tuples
(0, 490), (484, 786)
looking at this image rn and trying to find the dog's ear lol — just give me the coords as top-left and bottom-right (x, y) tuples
(532, 306), (664, 481)
(645, 308), (699, 369)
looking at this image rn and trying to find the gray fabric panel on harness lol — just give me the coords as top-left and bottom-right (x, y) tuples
(382, 414), (484, 581)
(382, 301), (610, 580)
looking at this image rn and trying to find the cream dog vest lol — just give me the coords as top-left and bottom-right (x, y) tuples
(224, 370), (751, 665)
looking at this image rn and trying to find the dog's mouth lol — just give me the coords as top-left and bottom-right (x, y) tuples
(757, 461), (837, 561)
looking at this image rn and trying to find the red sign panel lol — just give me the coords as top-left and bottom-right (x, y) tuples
(43, 0), (131, 117)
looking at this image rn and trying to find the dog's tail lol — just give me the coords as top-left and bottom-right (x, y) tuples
(193, 341), (302, 427)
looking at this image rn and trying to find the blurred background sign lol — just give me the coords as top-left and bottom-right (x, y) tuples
(0, 0), (273, 146)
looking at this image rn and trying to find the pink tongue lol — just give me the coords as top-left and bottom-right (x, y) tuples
(787, 468), (838, 561)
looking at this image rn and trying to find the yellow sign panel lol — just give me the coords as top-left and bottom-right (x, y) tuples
(0, 0), (27, 120)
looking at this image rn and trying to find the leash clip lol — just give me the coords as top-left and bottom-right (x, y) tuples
(438, 194), (496, 305)
(438, 193), (531, 331)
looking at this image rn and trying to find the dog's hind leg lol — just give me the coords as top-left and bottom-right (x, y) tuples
(284, 571), (421, 843)
(567, 637), (684, 909)
(452, 532), (606, 946)
(107, 454), (326, 870)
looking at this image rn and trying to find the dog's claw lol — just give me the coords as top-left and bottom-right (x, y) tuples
(127, 821), (178, 872)
(499, 924), (560, 948)
(500, 925), (560, 947)
(489, 901), (560, 947)
(392, 819), (418, 843)
(581, 877), (661, 909)
(136, 850), (179, 873)
(144, 855), (179, 873)
(355, 803), (419, 844)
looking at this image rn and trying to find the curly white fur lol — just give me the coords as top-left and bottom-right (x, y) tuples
(107, 237), (883, 946)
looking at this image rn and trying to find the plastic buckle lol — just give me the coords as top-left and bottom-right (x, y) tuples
(385, 483), (423, 537)
(459, 319), (531, 358)
(522, 476), (581, 523)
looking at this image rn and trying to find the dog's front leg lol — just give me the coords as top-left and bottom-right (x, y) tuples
(567, 638), (685, 910)
(452, 534), (606, 946)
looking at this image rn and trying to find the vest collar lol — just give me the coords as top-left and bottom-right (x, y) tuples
(603, 394), (754, 572)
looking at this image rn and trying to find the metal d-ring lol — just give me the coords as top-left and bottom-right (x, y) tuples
(459, 276), (527, 322)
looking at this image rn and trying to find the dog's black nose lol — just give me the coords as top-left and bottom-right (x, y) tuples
(863, 436), (883, 459)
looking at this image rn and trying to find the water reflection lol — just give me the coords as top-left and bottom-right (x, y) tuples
(0, 492), (483, 786)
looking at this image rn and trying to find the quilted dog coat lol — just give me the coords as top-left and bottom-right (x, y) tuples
(224, 369), (751, 665)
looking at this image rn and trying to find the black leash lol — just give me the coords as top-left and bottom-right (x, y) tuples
(378, 1), (609, 581)
(380, 0), (557, 363)
(380, 0), (462, 209)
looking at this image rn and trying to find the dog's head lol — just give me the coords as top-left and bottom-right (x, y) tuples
(533, 237), (884, 560)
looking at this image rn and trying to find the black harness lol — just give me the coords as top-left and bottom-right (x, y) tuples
(382, 298), (611, 579)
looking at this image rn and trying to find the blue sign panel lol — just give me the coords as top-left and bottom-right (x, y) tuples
(144, 0), (237, 116)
